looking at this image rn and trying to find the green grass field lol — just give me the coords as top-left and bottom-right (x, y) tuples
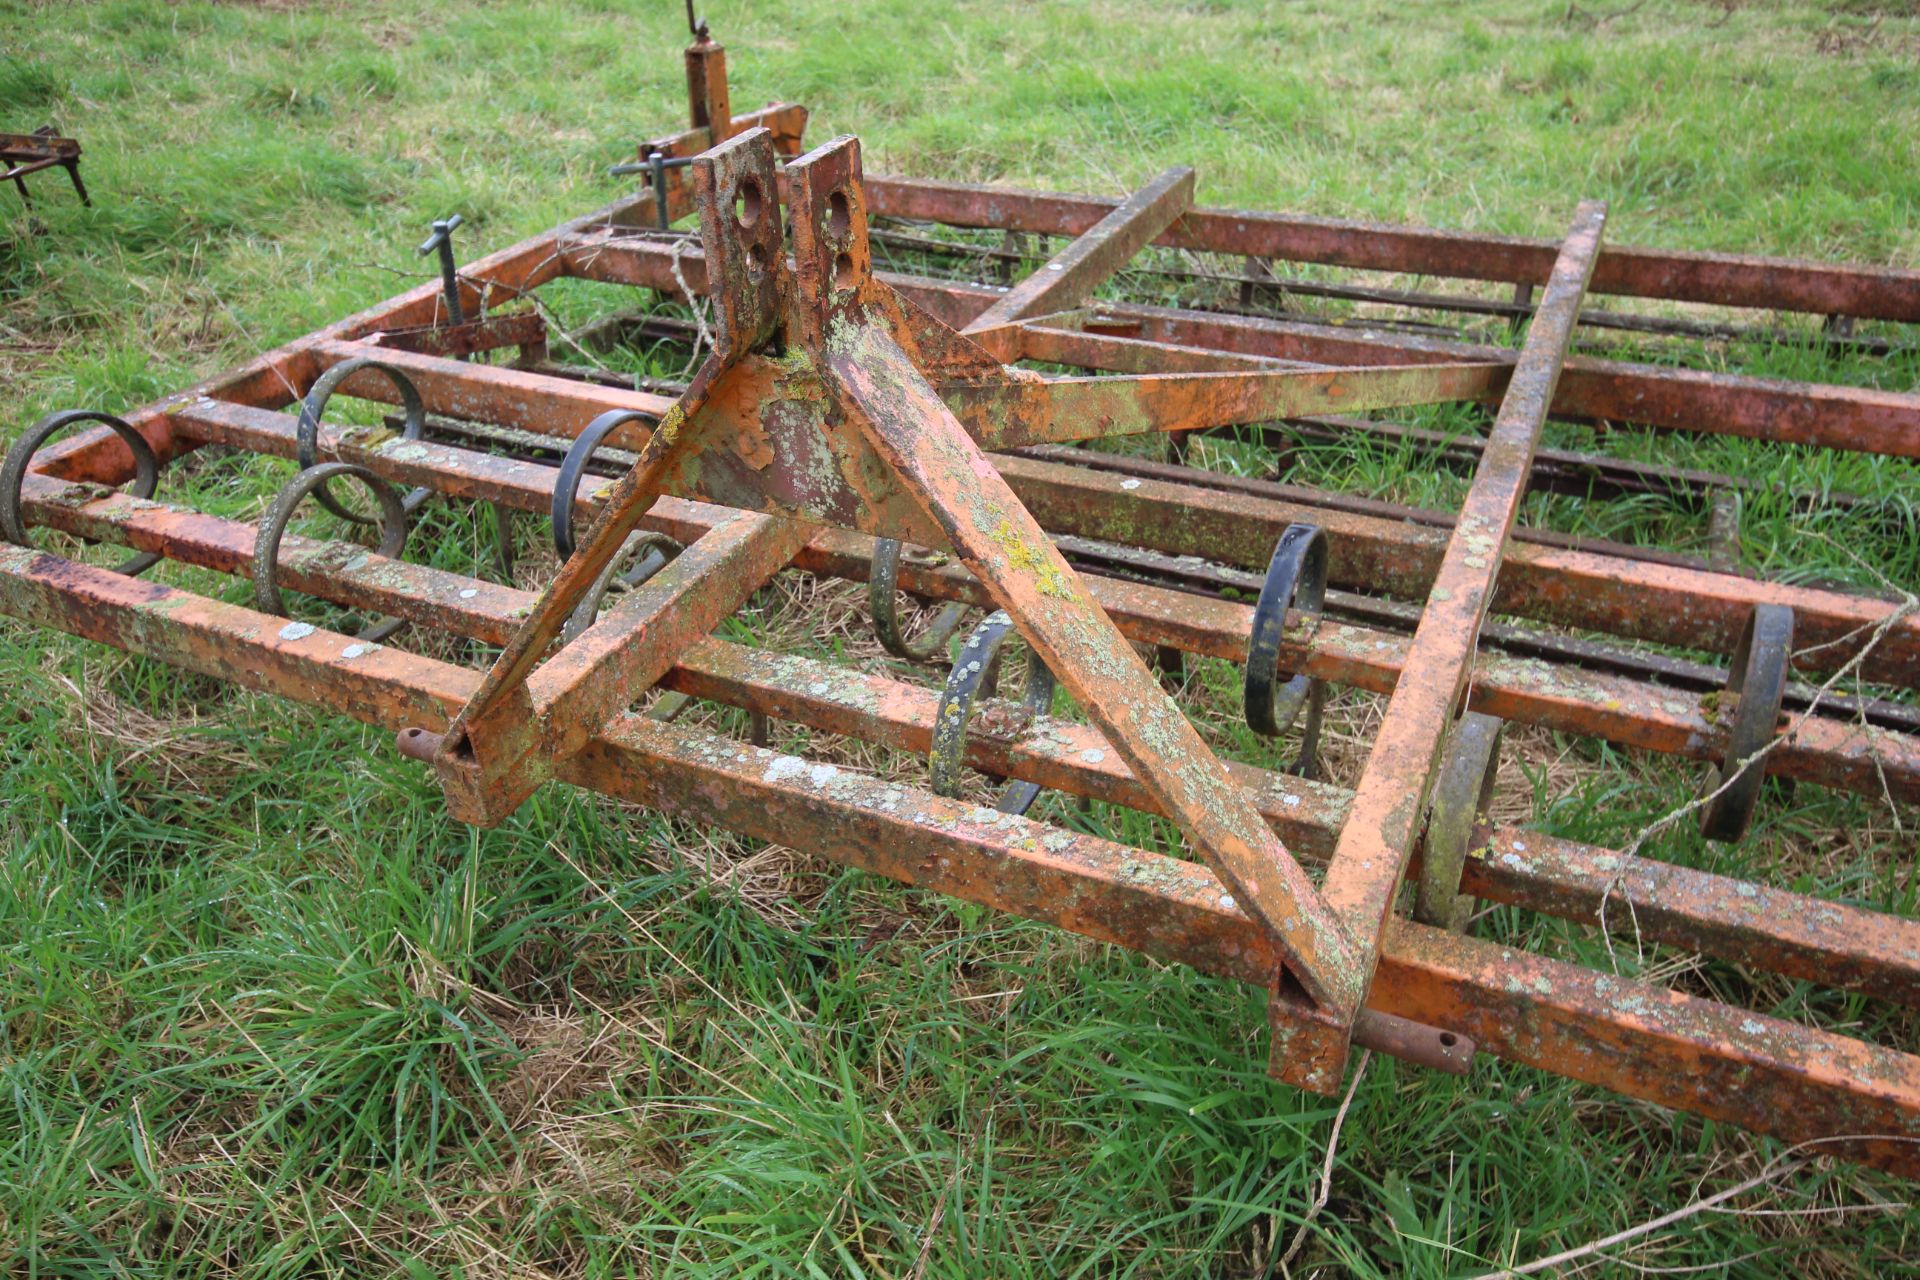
(4, 1), (1920, 1275)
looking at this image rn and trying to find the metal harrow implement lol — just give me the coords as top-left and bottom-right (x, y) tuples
(5, 25), (1919, 1176)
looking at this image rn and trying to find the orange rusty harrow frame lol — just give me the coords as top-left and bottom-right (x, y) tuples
(6, 28), (1920, 1175)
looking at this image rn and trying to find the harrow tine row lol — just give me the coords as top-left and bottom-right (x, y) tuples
(110, 397), (1916, 805)
(13, 467), (1920, 1015)
(3, 543), (1917, 1175)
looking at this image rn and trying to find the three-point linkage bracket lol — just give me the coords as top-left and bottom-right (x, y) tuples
(409, 126), (1515, 1063)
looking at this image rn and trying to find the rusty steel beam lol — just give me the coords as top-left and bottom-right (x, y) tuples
(962, 167), (1195, 336)
(308, 339), (666, 450)
(943, 361), (1504, 450)
(991, 453), (1920, 687)
(1311, 202), (1608, 1073)
(481, 347), (1908, 542)
(867, 220), (1911, 356)
(10, 484), (1920, 1013)
(859, 175), (1920, 323)
(110, 408), (1920, 805)
(783, 130), (1360, 1015)
(365, 311), (551, 362)
(1044, 304), (1920, 460)
(29, 100), (808, 489)
(306, 339), (1501, 476)
(684, 31), (733, 147)
(453, 509), (809, 822)
(3, 544), (1916, 1177)
(983, 318), (1302, 372)
(233, 336), (1920, 687)
(1014, 443), (1724, 575)
(1262, 415), (1886, 512)
(636, 101), (810, 167)
(834, 313), (1365, 1015)
(562, 227), (1920, 458)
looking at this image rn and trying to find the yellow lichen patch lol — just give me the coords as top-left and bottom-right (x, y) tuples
(989, 520), (1076, 599)
(767, 346), (817, 378)
(343, 424), (398, 451)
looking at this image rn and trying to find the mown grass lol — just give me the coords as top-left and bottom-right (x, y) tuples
(4, 0), (1920, 1275)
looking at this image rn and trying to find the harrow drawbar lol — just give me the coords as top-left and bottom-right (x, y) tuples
(5, 25), (1919, 1176)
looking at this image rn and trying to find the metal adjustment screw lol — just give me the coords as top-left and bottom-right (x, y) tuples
(418, 214), (466, 326)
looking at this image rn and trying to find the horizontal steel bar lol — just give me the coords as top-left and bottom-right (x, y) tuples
(308, 339), (665, 450)
(860, 175), (1920, 323)
(193, 321), (1920, 689)
(944, 362), (1504, 450)
(315, 336), (1502, 460)
(992, 454), (1920, 688)
(1013, 443), (1723, 576)
(688, 233), (1920, 459)
(97, 411), (1920, 800)
(1047, 532), (1920, 738)
(867, 222), (1913, 358)
(13, 483), (1920, 1006)
(3, 543), (1915, 1175)
(1037, 302), (1920, 460)
(1271, 415), (1884, 512)
(26, 102), (807, 488)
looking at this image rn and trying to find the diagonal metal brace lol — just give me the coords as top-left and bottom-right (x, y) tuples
(420, 128), (799, 824)
(785, 135), (1365, 1016)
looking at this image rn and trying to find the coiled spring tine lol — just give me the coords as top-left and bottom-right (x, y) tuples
(296, 358), (432, 523)
(559, 530), (683, 644)
(1700, 603), (1793, 843)
(551, 408), (656, 562)
(1244, 522), (1327, 777)
(870, 537), (972, 663)
(931, 610), (1058, 816)
(1412, 711), (1504, 932)
(491, 503), (517, 584)
(1, 408), (163, 576)
(253, 461), (410, 643)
